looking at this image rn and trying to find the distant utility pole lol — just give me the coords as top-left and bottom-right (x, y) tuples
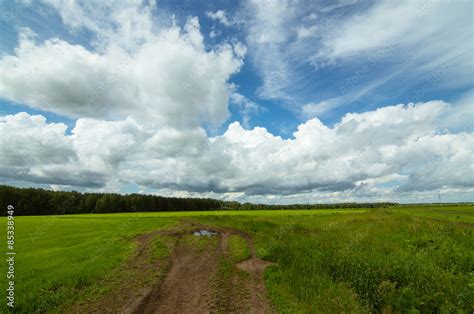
(438, 191), (442, 203)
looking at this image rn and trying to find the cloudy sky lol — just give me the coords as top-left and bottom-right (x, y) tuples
(0, 0), (473, 203)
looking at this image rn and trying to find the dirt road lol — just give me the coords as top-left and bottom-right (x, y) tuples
(70, 222), (275, 313)
(136, 223), (275, 313)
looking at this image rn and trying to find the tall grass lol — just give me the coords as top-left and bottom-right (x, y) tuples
(200, 210), (474, 312)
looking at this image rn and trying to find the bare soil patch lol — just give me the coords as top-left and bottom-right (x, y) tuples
(68, 221), (275, 313)
(134, 233), (219, 313)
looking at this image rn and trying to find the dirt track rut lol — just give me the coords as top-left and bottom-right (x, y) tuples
(134, 235), (219, 313)
(134, 223), (275, 313)
(69, 222), (275, 313)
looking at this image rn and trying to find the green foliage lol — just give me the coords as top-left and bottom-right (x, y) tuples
(0, 185), (398, 216)
(0, 185), (225, 215)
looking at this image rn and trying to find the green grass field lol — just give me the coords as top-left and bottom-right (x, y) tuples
(0, 206), (473, 313)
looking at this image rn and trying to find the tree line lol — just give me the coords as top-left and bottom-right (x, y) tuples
(0, 185), (397, 216)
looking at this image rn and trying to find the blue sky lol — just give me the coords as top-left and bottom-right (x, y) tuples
(0, 0), (473, 203)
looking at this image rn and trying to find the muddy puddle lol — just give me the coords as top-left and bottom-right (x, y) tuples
(193, 229), (218, 236)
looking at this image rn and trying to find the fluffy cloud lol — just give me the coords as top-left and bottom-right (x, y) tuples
(0, 113), (105, 187)
(206, 10), (233, 27)
(0, 112), (73, 168)
(296, 25), (317, 39)
(1, 101), (472, 202)
(42, 0), (157, 50)
(0, 16), (244, 128)
(123, 100), (473, 199)
(71, 118), (144, 171)
(229, 91), (263, 127)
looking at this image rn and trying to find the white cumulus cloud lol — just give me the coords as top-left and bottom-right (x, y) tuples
(1, 101), (472, 202)
(0, 16), (244, 129)
(0, 0), (472, 203)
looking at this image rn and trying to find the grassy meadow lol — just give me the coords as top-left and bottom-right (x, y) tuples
(0, 205), (473, 313)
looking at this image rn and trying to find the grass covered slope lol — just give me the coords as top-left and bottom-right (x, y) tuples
(0, 206), (472, 313)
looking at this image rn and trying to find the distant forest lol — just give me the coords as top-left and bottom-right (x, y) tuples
(0, 185), (400, 216)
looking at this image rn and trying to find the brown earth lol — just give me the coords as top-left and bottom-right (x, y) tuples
(134, 233), (219, 313)
(68, 222), (276, 313)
